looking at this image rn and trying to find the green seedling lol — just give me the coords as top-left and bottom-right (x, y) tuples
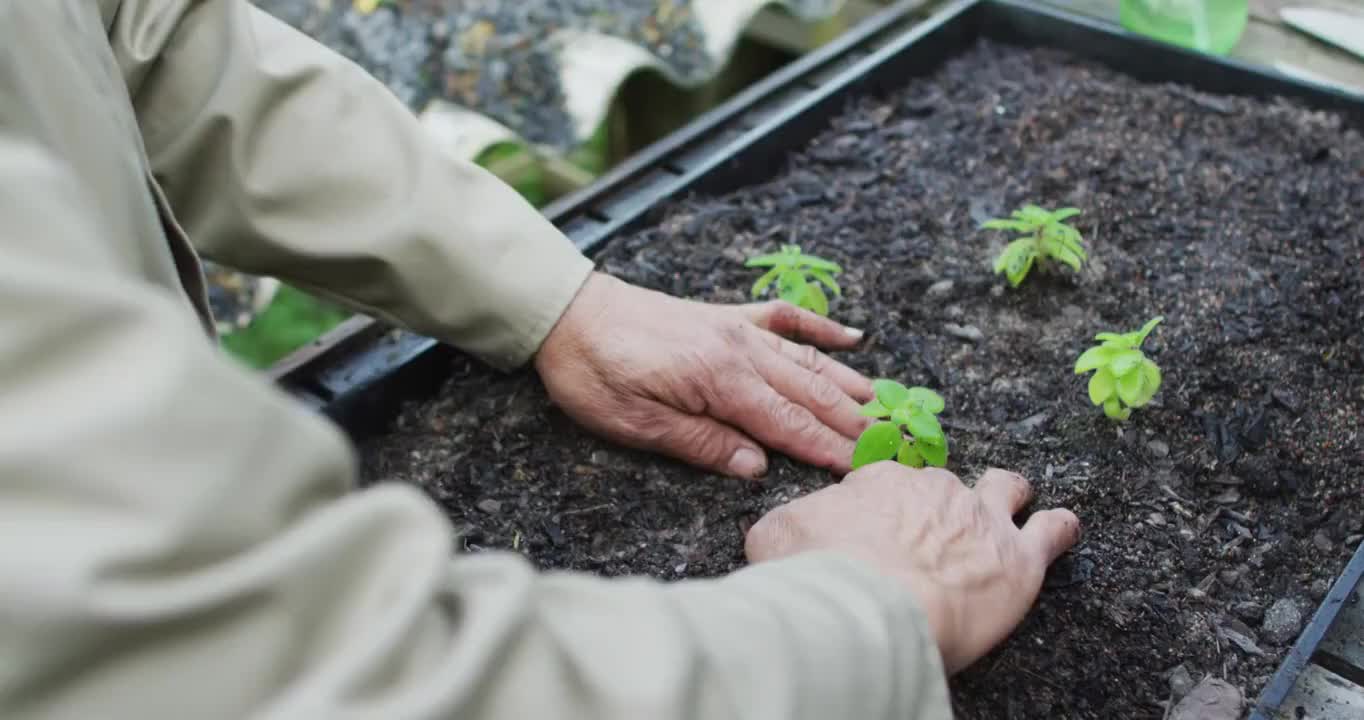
(982, 205), (1088, 287)
(745, 244), (842, 316)
(852, 380), (948, 469)
(1074, 316), (1164, 421)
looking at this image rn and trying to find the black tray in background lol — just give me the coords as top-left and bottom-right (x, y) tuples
(270, 1), (1364, 715)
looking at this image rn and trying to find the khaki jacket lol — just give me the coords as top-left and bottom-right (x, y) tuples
(0, 1), (950, 718)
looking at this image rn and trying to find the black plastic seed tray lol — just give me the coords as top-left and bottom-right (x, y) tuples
(270, 1), (1364, 713)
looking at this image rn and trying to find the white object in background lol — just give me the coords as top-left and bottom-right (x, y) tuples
(1280, 7), (1364, 61)
(1273, 60), (1364, 97)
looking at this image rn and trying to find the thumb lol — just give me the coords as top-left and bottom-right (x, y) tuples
(1021, 508), (1083, 566)
(644, 407), (770, 480)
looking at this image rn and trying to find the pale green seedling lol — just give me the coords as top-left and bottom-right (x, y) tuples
(852, 380), (948, 469)
(1074, 316), (1165, 421)
(745, 244), (842, 316)
(982, 205), (1088, 287)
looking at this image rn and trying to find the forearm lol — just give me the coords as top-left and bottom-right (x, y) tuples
(117, 0), (592, 369)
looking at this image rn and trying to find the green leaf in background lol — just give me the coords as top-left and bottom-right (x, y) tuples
(220, 285), (349, 369)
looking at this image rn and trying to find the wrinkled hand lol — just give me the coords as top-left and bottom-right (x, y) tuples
(745, 463), (1081, 674)
(534, 272), (874, 478)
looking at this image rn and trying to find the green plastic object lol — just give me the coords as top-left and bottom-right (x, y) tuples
(1119, 0), (1248, 56)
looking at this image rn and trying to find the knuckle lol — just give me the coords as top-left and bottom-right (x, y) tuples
(717, 321), (750, 349)
(847, 461), (912, 490)
(772, 397), (819, 436)
(807, 374), (845, 412)
(768, 302), (803, 334)
(796, 342), (822, 371)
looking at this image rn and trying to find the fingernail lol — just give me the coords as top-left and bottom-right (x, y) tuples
(729, 448), (767, 479)
(844, 326), (864, 339)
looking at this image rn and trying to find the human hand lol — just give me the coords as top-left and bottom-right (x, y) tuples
(533, 272), (874, 478)
(744, 463), (1081, 674)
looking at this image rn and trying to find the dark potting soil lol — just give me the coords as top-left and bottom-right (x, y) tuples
(254, 0), (788, 148)
(360, 39), (1364, 718)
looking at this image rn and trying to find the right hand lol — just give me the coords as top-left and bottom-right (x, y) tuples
(744, 463), (1081, 674)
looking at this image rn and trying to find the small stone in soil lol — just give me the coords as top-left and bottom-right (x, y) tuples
(1009, 413), (1050, 437)
(1262, 599), (1303, 645)
(944, 322), (985, 343)
(1168, 664), (1195, 702)
(1147, 439), (1170, 458)
(1311, 579), (1331, 601)
(926, 279), (955, 298)
(1271, 387), (1303, 413)
(1169, 677), (1244, 720)
(1213, 489), (1241, 504)
(1218, 619), (1265, 656)
(476, 499), (502, 514)
(1043, 554), (1094, 589)
(1232, 601), (1265, 623)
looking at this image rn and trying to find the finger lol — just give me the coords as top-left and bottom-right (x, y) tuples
(712, 370), (858, 474)
(744, 301), (864, 351)
(973, 468), (1034, 519)
(1020, 508), (1083, 566)
(759, 330), (874, 402)
(751, 345), (872, 441)
(630, 402), (771, 480)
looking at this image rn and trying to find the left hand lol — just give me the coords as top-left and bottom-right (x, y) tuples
(534, 272), (875, 479)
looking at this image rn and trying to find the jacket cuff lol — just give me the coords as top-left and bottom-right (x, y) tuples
(446, 224), (595, 370)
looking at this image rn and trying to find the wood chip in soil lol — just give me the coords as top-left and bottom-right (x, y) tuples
(360, 39), (1364, 719)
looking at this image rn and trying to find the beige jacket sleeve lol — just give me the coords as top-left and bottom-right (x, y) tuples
(0, 1), (952, 719)
(117, 0), (594, 368)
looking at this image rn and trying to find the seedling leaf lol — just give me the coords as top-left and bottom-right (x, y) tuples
(744, 253), (786, 268)
(873, 379), (911, 409)
(982, 219), (1031, 232)
(1088, 367), (1116, 405)
(809, 269), (842, 296)
(918, 439), (948, 467)
(897, 442), (924, 468)
(1110, 350), (1144, 377)
(905, 410), (944, 446)
(1134, 315), (1164, 345)
(984, 203), (1088, 287)
(859, 399), (890, 418)
(1116, 369), (1146, 406)
(1074, 316), (1166, 421)
(1135, 360), (1162, 406)
(1074, 346), (1114, 374)
(852, 422), (902, 469)
(744, 245), (843, 316)
(853, 379), (951, 470)
(807, 283), (829, 316)
(1103, 397), (1131, 421)
(905, 387), (945, 414)
(751, 267), (782, 298)
(797, 256), (843, 273)
(891, 406), (912, 426)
